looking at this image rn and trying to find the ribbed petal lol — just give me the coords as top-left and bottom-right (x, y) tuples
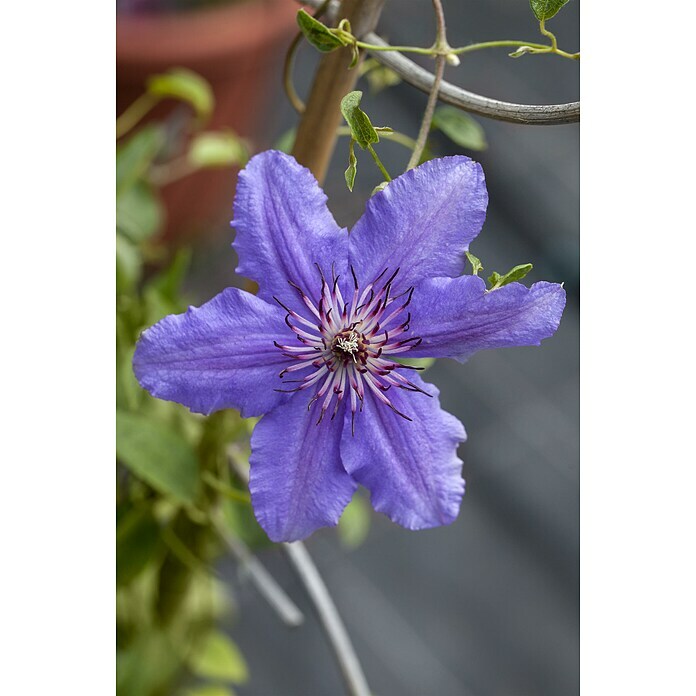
(349, 156), (487, 293)
(407, 275), (566, 361)
(133, 288), (288, 417)
(249, 392), (356, 542)
(340, 374), (466, 530)
(232, 150), (348, 315)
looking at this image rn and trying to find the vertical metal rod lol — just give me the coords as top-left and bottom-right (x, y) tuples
(284, 541), (371, 696)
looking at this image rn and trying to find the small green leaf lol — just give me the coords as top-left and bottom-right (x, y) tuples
(146, 68), (214, 122)
(297, 9), (345, 52)
(117, 507), (163, 586)
(145, 248), (191, 306)
(340, 91), (379, 149)
(338, 495), (370, 548)
(117, 630), (181, 696)
(273, 127), (296, 154)
(432, 106), (487, 151)
(487, 271), (502, 288)
(371, 181), (389, 196)
(529, 0), (571, 21)
(360, 58), (401, 94)
(488, 263), (533, 290)
(117, 180), (164, 243)
(117, 346), (142, 412)
(184, 686), (236, 696)
(466, 251), (483, 276)
(188, 132), (249, 169)
(345, 139), (357, 192)
(188, 631), (249, 684)
(500, 263), (533, 286)
(116, 233), (142, 294)
(116, 124), (165, 195)
(116, 410), (199, 505)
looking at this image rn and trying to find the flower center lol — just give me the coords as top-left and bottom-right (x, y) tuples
(332, 329), (363, 363)
(273, 265), (429, 432)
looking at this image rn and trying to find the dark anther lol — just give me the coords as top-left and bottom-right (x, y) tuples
(287, 279), (305, 296)
(403, 287), (415, 307)
(273, 296), (292, 313)
(350, 265), (359, 290)
(388, 403), (413, 422)
(384, 267), (400, 288)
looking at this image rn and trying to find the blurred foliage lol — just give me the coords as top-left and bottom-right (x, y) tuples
(116, 69), (254, 696)
(117, 67), (372, 696)
(431, 107), (488, 152)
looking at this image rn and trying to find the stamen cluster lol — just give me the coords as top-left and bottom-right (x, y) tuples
(274, 265), (429, 432)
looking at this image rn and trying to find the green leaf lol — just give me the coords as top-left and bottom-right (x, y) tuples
(487, 271), (502, 288)
(184, 686), (236, 696)
(116, 410), (199, 505)
(117, 180), (164, 243)
(340, 91), (379, 149)
(222, 498), (272, 549)
(117, 630), (181, 696)
(432, 106), (487, 151)
(116, 233), (142, 294)
(147, 249), (191, 301)
(117, 507), (163, 586)
(345, 139), (357, 192)
(188, 132), (248, 169)
(360, 58), (401, 94)
(296, 9), (345, 52)
(488, 263), (533, 290)
(273, 127), (296, 154)
(338, 495), (370, 548)
(188, 631), (249, 684)
(117, 346), (142, 412)
(371, 181), (389, 196)
(146, 68), (214, 122)
(465, 251), (483, 276)
(529, 0), (571, 21)
(116, 125), (165, 195)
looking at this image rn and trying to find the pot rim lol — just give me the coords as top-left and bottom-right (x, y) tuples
(117, 0), (297, 65)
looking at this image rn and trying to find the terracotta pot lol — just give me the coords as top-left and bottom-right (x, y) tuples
(117, 0), (297, 242)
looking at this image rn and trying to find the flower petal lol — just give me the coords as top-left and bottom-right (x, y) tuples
(249, 393), (357, 542)
(232, 150), (348, 313)
(133, 287), (288, 417)
(349, 156), (487, 292)
(407, 275), (566, 361)
(340, 374), (466, 530)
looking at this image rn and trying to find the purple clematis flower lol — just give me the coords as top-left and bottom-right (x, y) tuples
(133, 151), (565, 542)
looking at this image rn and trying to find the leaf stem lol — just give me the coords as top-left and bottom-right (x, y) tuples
(539, 19), (558, 52)
(337, 125), (417, 151)
(349, 35), (578, 61)
(283, 31), (307, 114)
(116, 93), (159, 139)
(284, 541), (370, 696)
(283, 0), (333, 114)
(367, 143), (391, 180)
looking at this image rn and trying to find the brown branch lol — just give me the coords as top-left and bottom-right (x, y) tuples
(291, 0), (387, 183)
